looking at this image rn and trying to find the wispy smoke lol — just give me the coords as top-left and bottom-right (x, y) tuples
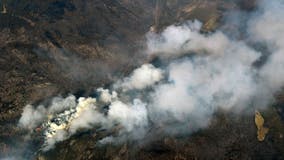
(249, 0), (284, 93)
(18, 0), (284, 152)
(146, 20), (230, 57)
(19, 104), (47, 130)
(19, 95), (77, 130)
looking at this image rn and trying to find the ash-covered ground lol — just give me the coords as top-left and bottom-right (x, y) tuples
(0, 0), (284, 160)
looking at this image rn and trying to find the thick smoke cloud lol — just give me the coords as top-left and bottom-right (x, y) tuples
(18, 0), (284, 152)
(147, 27), (262, 133)
(19, 87), (149, 150)
(114, 64), (164, 90)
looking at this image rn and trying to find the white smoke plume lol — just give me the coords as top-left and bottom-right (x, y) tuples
(114, 63), (164, 91)
(19, 105), (47, 130)
(18, 0), (284, 152)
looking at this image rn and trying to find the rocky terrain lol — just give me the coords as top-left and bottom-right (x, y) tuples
(0, 0), (283, 160)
